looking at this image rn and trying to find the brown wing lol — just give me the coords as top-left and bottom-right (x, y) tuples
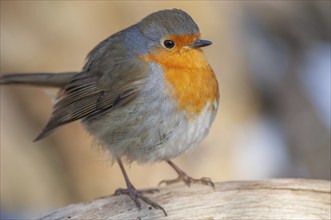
(35, 31), (150, 141)
(34, 73), (142, 141)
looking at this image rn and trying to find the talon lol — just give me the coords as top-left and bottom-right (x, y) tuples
(186, 179), (192, 187)
(200, 177), (215, 189)
(161, 160), (215, 189)
(114, 187), (167, 216)
(130, 194), (142, 210)
(114, 188), (125, 195)
(115, 158), (167, 216)
(158, 177), (181, 186)
(142, 188), (160, 194)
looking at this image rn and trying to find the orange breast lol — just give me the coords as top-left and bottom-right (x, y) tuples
(141, 47), (219, 116)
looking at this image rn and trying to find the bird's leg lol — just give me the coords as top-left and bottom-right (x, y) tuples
(159, 160), (215, 189)
(114, 158), (167, 216)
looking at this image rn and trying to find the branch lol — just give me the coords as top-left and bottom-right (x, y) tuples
(39, 178), (330, 219)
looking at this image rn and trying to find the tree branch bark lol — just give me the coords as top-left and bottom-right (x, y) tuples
(39, 178), (330, 219)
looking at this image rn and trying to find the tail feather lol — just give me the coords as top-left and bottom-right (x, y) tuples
(1, 71), (80, 141)
(0, 72), (78, 88)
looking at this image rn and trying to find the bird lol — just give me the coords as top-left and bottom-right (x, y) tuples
(0, 9), (219, 216)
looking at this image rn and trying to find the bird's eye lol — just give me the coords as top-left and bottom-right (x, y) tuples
(163, 40), (175, 49)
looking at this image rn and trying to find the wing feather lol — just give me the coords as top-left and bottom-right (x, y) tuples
(35, 72), (142, 141)
(35, 27), (150, 141)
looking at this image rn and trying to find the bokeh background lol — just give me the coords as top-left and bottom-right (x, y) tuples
(1, 1), (330, 219)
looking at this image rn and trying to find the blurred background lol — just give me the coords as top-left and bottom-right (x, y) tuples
(1, 1), (330, 219)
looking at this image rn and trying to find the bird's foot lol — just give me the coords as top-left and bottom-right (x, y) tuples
(159, 160), (215, 189)
(159, 172), (215, 189)
(114, 185), (167, 216)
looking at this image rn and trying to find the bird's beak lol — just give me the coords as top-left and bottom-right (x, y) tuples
(191, 39), (212, 48)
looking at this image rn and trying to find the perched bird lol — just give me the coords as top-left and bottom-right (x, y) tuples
(1, 9), (219, 215)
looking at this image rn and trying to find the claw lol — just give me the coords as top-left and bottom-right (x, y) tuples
(160, 160), (215, 190)
(114, 187), (167, 216)
(142, 188), (160, 194)
(115, 158), (167, 216)
(158, 177), (181, 187)
(200, 177), (215, 189)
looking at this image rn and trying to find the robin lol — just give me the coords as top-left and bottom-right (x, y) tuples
(1, 9), (219, 216)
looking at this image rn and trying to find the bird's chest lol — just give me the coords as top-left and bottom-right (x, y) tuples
(128, 61), (219, 162)
(163, 65), (218, 118)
